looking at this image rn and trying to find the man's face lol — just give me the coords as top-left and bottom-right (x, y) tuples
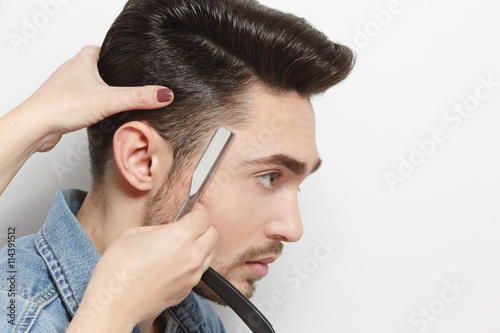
(153, 88), (321, 303)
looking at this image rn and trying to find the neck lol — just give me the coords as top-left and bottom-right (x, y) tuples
(76, 184), (145, 254)
(76, 181), (165, 332)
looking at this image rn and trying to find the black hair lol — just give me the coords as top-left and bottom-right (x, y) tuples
(88, 0), (355, 184)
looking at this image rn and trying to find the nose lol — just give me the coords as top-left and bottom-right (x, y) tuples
(264, 192), (303, 242)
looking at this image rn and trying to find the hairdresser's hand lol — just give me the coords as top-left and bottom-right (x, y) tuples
(67, 204), (217, 332)
(0, 45), (173, 196)
(18, 45), (174, 152)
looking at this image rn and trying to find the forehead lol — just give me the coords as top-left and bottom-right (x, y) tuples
(230, 87), (319, 171)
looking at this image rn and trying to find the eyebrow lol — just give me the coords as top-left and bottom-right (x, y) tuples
(243, 153), (322, 176)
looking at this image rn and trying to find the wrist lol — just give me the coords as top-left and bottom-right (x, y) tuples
(12, 100), (61, 153)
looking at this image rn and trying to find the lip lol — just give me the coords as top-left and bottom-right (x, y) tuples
(245, 256), (279, 278)
(247, 256), (278, 265)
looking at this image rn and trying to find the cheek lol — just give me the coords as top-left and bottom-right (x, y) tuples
(202, 181), (264, 259)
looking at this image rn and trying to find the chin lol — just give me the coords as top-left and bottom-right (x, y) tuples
(193, 277), (257, 306)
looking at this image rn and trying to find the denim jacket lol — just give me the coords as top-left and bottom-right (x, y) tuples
(0, 189), (226, 332)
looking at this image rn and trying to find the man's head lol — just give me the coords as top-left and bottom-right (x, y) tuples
(87, 0), (353, 303)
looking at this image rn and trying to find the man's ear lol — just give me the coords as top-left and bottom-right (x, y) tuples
(112, 121), (173, 192)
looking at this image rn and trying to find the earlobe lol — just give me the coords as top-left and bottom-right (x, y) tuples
(113, 121), (172, 192)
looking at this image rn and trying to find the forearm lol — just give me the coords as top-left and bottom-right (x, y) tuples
(0, 104), (49, 195)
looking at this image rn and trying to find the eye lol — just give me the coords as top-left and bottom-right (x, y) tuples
(258, 172), (282, 190)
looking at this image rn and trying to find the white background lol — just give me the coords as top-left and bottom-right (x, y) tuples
(1, 0), (499, 332)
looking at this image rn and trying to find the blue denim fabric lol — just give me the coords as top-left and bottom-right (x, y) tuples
(0, 189), (226, 332)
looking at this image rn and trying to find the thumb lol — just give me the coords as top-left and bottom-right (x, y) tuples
(107, 86), (174, 113)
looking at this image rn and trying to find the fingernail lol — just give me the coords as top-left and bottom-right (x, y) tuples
(157, 88), (173, 103)
(160, 221), (170, 225)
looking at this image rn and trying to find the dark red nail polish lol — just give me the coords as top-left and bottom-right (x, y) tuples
(157, 88), (173, 103)
(160, 221), (170, 225)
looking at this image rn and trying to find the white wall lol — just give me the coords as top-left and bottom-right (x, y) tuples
(1, 0), (499, 332)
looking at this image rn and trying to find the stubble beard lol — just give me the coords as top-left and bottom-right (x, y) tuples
(143, 170), (188, 226)
(193, 240), (284, 306)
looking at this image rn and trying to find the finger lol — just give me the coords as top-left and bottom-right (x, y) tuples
(176, 203), (212, 235)
(199, 248), (216, 276)
(196, 226), (218, 255)
(70, 45), (101, 72)
(199, 248), (216, 273)
(79, 45), (101, 63)
(107, 86), (174, 114)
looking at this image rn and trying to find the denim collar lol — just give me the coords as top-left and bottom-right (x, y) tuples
(34, 189), (100, 318)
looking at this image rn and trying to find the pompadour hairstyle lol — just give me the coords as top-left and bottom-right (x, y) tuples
(88, 0), (354, 185)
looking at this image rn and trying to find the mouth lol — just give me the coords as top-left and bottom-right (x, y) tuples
(245, 256), (278, 278)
